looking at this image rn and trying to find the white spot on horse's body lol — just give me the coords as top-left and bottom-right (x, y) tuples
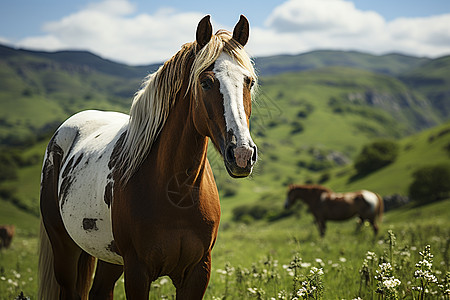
(361, 190), (378, 213)
(55, 110), (128, 265)
(214, 53), (255, 165)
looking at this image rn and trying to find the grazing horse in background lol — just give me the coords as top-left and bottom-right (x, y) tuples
(0, 225), (15, 249)
(285, 185), (383, 237)
(39, 15), (258, 299)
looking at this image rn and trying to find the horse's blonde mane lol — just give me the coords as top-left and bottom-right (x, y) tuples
(117, 29), (257, 184)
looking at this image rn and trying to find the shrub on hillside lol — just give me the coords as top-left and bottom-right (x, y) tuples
(232, 205), (269, 223)
(408, 164), (450, 203)
(0, 151), (19, 182)
(354, 140), (399, 176)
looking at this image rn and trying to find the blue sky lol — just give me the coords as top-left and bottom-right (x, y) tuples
(1, 0), (449, 65)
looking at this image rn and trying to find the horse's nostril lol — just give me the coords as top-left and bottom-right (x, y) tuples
(226, 145), (235, 162)
(251, 145), (258, 163)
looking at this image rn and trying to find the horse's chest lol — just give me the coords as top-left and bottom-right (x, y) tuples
(58, 144), (123, 265)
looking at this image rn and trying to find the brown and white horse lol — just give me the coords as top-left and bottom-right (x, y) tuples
(285, 185), (383, 237)
(39, 15), (257, 299)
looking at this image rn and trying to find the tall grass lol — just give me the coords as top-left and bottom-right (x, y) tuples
(1, 200), (448, 299)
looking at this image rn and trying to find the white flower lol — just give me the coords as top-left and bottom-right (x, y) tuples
(310, 267), (324, 275)
(301, 262), (311, 268)
(383, 278), (401, 289)
(7, 279), (18, 287)
(216, 269), (227, 275)
(366, 251), (376, 260)
(339, 257), (347, 263)
(296, 287), (307, 296)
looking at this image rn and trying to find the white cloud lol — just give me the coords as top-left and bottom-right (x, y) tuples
(12, 0), (450, 65)
(248, 0), (450, 59)
(266, 0), (384, 36)
(17, 0), (205, 65)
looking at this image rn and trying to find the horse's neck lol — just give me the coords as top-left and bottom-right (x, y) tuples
(145, 94), (209, 184)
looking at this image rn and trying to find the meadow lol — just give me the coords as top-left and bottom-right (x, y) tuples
(1, 197), (448, 299)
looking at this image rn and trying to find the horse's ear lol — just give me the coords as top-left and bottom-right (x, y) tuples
(196, 15), (213, 49)
(232, 15), (250, 47)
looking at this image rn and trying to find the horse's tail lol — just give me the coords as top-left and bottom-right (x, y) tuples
(77, 251), (96, 299)
(38, 219), (60, 300)
(38, 219), (96, 299)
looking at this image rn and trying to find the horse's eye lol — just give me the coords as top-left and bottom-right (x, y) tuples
(200, 78), (213, 90)
(245, 77), (255, 88)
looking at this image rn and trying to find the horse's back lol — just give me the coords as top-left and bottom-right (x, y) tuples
(42, 110), (128, 264)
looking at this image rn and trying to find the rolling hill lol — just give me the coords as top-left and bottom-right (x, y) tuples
(0, 44), (449, 219)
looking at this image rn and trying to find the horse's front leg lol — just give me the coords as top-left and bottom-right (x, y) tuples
(123, 254), (152, 299)
(174, 252), (212, 300)
(316, 218), (326, 237)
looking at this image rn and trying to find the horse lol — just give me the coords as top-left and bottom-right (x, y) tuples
(39, 15), (258, 299)
(284, 185), (383, 237)
(0, 225), (15, 249)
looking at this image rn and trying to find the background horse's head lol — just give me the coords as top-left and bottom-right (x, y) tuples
(191, 15), (258, 178)
(285, 185), (300, 209)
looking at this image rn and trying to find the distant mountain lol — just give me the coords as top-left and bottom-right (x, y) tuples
(253, 50), (431, 77)
(0, 44), (160, 79)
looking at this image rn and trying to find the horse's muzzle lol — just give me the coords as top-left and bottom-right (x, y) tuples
(224, 143), (257, 178)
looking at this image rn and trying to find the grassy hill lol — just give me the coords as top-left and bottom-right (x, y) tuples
(400, 55), (450, 120)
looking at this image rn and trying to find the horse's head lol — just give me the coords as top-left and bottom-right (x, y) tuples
(285, 186), (297, 209)
(191, 15), (257, 178)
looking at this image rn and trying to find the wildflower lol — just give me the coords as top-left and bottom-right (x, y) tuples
(159, 278), (169, 285)
(12, 270), (21, 279)
(296, 285), (307, 297)
(247, 287), (265, 298)
(375, 262), (401, 299)
(216, 269), (227, 275)
(412, 245), (439, 297)
(276, 290), (288, 300)
(383, 278), (401, 289)
(339, 257), (347, 263)
(315, 258), (325, 267)
(366, 251), (376, 261)
(310, 267), (324, 276)
(8, 278), (18, 287)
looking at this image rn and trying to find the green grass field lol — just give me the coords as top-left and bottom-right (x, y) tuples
(1, 197), (449, 299)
